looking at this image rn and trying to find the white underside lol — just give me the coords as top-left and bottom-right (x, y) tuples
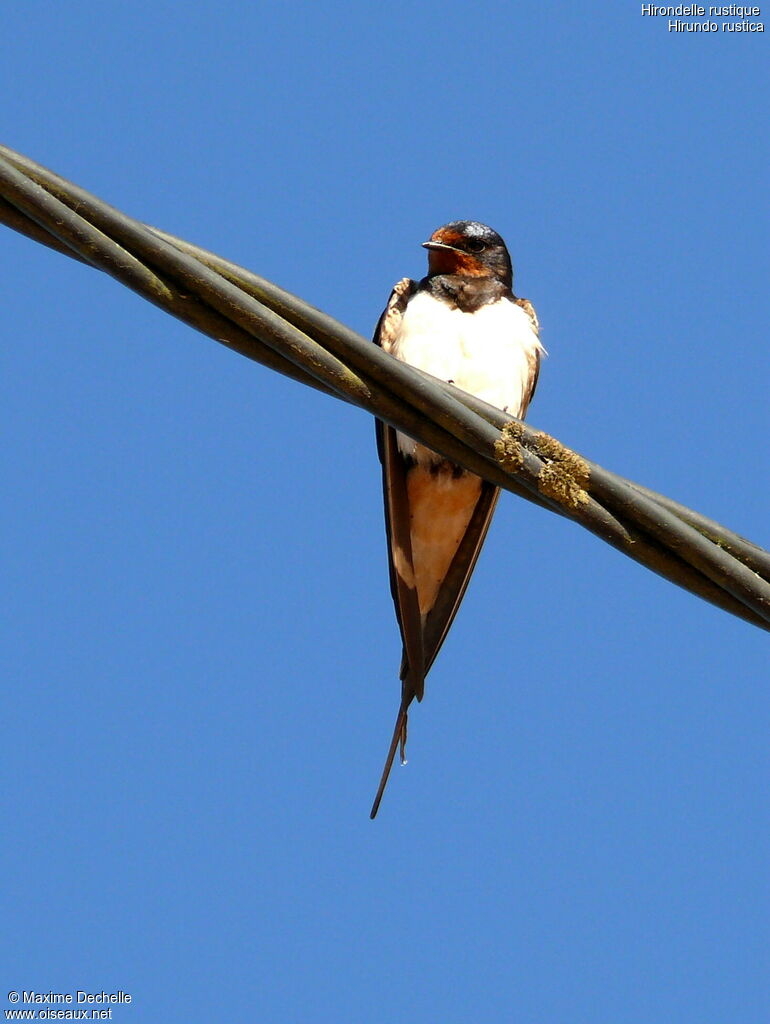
(384, 292), (543, 462)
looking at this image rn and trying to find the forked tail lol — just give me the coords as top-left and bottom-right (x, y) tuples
(369, 700), (410, 819)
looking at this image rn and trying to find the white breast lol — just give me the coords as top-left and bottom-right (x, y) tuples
(385, 291), (542, 461)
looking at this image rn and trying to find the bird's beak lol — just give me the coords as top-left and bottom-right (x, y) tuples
(422, 240), (460, 253)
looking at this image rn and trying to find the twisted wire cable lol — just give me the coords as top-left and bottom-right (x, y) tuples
(1, 144), (767, 632)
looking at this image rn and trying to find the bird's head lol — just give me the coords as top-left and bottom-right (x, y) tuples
(422, 221), (512, 288)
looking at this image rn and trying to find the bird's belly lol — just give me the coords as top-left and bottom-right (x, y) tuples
(405, 465), (482, 618)
(391, 294), (538, 463)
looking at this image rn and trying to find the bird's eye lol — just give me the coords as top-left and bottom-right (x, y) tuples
(466, 239), (486, 253)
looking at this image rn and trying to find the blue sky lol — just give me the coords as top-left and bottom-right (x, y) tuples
(2, 3), (768, 1022)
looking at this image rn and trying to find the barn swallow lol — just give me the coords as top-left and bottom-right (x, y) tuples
(371, 220), (543, 818)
